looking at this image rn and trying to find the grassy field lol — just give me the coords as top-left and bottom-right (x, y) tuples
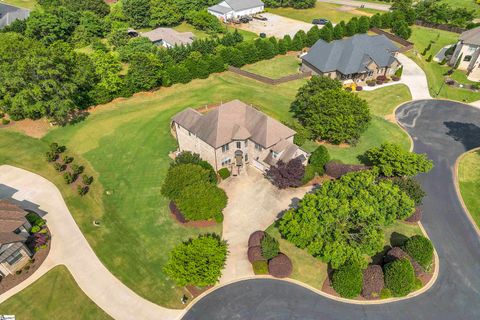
(173, 22), (258, 41)
(0, 0), (37, 9)
(0, 57), (412, 309)
(458, 150), (480, 228)
(441, 0), (480, 16)
(0, 266), (111, 320)
(406, 26), (480, 103)
(268, 2), (381, 24)
(242, 55), (301, 78)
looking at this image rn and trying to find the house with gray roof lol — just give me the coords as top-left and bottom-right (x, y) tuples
(172, 100), (308, 174)
(0, 3), (30, 29)
(449, 26), (480, 81)
(208, 0), (264, 21)
(300, 34), (401, 83)
(141, 27), (195, 48)
(0, 200), (32, 276)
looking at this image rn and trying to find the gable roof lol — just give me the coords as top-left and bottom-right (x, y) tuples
(0, 4), (30, 29)
(302, 34), (399, 75)
(460, 26), (480, 46)
(208, 4), (233, 14)
(172, 100), (295, 148)
(141, 28), (195, 46)
(0, 200), (28, 233)
(224, 0), (264, 11)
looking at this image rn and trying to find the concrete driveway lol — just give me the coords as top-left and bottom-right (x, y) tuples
(0, 166), (181, 320)
(236, 13), (315, 38)
(182, 100), (480, 320)
(220, 167), (311, 283)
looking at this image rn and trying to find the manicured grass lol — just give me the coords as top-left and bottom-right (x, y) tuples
(0, 0), (37, 9)
(242, 55), (301, 78)
(173, 22), (257, 42)
(268, 3), (381, 24)
(406, 26), (480, 102)
(458, 150), (480, 228)
(383, 221), (423, 247)
(440, 0), (480, 15)
(0, 266), (111, 320)
(303, 85), (412, 164)
(266, 225), (327, 290)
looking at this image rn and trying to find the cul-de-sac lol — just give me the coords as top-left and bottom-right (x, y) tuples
(0, 0), (479, 319)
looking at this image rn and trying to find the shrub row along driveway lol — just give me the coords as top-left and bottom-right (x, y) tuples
(182, 100), (480, 320)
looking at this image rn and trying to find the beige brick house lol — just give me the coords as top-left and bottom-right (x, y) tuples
(0, 200), (32, 276)
(171, 100), (309, 174)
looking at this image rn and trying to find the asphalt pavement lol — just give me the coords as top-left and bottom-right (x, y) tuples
(182, 99), (480, 320)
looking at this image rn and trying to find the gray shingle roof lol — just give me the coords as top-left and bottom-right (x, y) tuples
(224, 0), (264, 11)
(208, 4), (233, 14)
(172, 100), (295, 149)
(0, 4), (30, 29)
(460, 26), (480, 46)
(141, 28), (195, 46)
(302, 34), (399, 75)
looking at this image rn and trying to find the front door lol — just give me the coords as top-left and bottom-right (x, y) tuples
(235, 150), (243, 167)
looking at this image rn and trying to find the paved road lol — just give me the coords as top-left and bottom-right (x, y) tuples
(318, 0), (391, 11)
(182, 100), (480, 320)
(0, 166), (181, 320)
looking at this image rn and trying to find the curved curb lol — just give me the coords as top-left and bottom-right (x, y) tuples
(453, 147), (480, 237)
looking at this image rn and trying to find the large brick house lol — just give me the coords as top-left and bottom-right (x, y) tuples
(0, 200), (33, 276)
(301, 34), (401, 83)
(171, 100), (308, 174)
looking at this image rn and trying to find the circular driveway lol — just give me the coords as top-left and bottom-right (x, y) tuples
(182, 100), (480, 320)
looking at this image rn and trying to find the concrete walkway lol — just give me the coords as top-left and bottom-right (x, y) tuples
(362, 53), (432, 100)
(219, 167), (311, 283)
(318, 0), (391, 11)
(0, 165), (181, 320)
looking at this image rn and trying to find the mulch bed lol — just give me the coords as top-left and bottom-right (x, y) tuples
(185, 285), (213, 298)
(0, 229), (51, 295)
(169, 201), (217, 228)
(321, 272), (366, 301)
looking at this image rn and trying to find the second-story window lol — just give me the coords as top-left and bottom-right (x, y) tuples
(236, 141), (241, 149)
(255, 143), (262, 151)
(245, 140), (248, 147)
(222, 143), (229, 153)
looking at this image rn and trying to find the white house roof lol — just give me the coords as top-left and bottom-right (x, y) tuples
(209, 0), (264, 13)
(208, 4), (233, 14)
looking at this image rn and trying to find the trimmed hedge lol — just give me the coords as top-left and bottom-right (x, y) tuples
(384, 258), (416, 297)
(261, 233), (280, 260)
(331, 263), (363, 298)
(308, 145), (330, 175)
(252, 260), (269, 275)
(175, 182), (227, 221)
(403, 235), (433, 270)
(218, 168), (230, 180)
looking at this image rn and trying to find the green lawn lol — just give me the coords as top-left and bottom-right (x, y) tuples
(268, 3), (381, 24)
(242, 55), (301, 78)
(406, 26), (480, 102)
(441, 0), (480, 16)
(458, 150), (480, 228)
(173, 22), (257, 42)
(0, 0), (37, 9)
(303, 84), (412, 164)
(0, 266), (111, 320)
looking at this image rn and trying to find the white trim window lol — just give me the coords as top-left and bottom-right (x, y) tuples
(236, 141), (241, 149)
(255, 143), (262, 151)
(221, 158), (231, 166)
(222, 143), (230, 152)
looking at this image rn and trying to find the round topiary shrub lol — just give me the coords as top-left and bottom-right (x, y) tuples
(268, 253), (292, 278)
(218, 168), (231, 180)
(248, 230), (265, 248)
(356, 86), (363, 91)
(403, 235), (433, 270)
(362, 265), (384, 299)
(331, 263), (363, 298)
(384, 258), (416, 297)
(175, 182), (227, 221)
(252, 260), (268, 275)
(308, 145), (330, 175)
(247, 246), (265, 263)
(261, 233), (280, 260)
(385, 247), (424, 277)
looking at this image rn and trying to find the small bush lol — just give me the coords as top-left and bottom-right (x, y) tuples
(376, 75), (387, 81)
(26, 212), (45, 227)
(49, 142), (60, 154)
(426, 54), (432, 62)
(376, 80), (383, 85)
(214, 211), (224, 223)
(82, 174), (94, 185)
(71, 164), (84, 176)
(439, 57), (447, 65)
(63, 172), (76, 184)
(391, 177), (426, 206)
(30, 225), (41, 233)
(1, 118), (10, 125)
(356, 86), (363, 91)
(268, 253), (292, 278)
(391, 76), (400, 81)
(218, 168), (230, 180)
(345, 87), (352, 92)
(53, 162), (65, 172)
(261, 233), (280, 260)
(384, 258), (416, 297)
(302, 164), (316, 184)
(403, 235), (433, 270)
(414, 277), (423, 290)
(63, 155), (74, 164)
(45, 151), (58, 162)
(77, 185), (89, 196)
(367, 80), (376, 87)
(308, 145), (330, 175)
(380, 288), (392, 299)
(248, 231), (265, 248)
(247, 246), (265, 263)
(252, 260), (269, 275)
(331, 263), (363, 298)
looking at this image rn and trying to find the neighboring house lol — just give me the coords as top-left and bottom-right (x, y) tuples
(300, 34), (401, 83)
(172, 100), (308, 173)
(0, 200), (32, 276)
(141, 28), (195, 48)
(208, 0), (264, 21)
(0, 3), (29, 29)
(449, 26), (480, 81)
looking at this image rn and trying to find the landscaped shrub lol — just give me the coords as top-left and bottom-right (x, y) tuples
(268, 253), (292, 278)
(362, 265), (384, 299)
(214, 211), (224, 223)
(53, 163), (65, 172)
(161, 164), (212, 200)
(77, 185), (89, 196)
(406, 207), (422, 223)
(391, 76), (400, 81)
(248, 230), (265, 247)
(1, 118), (9, 125)
(49, 142), (64, 154)
(308, 145), (330, 175)
(71, 164), (84, 176)
(248, 246), (265, 263)
(376, 80), (383, 85)
(403, 235), (434, 270)
(390, 177), (426, 206)
(356, 86), (363, 91)
(252, 260), (268, 275)
(384, 247), (424, 277)
(301, 164), (316, 184)
(175, 182), (227, 221)
(218, 168), (230, 180)
(366, 80), (376, 87)
(384, 258), (416, 297)
(376, 75), (387, 81)
(261, 233), (280, 260)
(172, 151), (217, 184)
(27, 232), (49, 252)
(364, 143), (433, 177)
(62, 155), (74, 164)
(266, 158), (305, 189)
(426, 54), (433, 62)
(63, 172), (76, 184)
(164, 234), (227, 287)
(82, 174), (94, 185)
(345, 87), (352, 92)
(45, 151), (58, 162)
(26, 212), (45, 228)
(331, 263), (363, 298)
(380, 288), (392, 299)
(324, 160), (369, 179)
